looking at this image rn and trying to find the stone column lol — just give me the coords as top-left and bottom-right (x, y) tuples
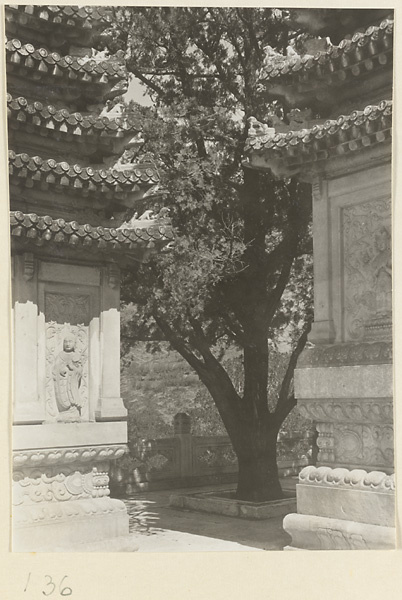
(12, 253), (45, 424)
(308, 177), (336, 344)
(96, 263), (127, 421)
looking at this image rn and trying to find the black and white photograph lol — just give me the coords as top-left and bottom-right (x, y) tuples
(4, 3), (396, 558)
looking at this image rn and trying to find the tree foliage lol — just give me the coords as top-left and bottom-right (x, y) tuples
(101, 7), (314, 501)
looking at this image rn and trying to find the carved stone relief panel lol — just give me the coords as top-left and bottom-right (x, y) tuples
(13, 462), (110, 506)
(45, 293), (90, 422)
(298, 398), (393, 425)
(332, 423), (393, 470)
(342, 198), (391, 341)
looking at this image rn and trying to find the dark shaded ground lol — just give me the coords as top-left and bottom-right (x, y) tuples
(123, 478), (296, 552)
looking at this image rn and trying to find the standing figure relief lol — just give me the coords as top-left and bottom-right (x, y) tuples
(52, 334), (83, 422)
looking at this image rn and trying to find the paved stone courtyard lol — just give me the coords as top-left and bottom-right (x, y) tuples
(123, 479), (296, 551)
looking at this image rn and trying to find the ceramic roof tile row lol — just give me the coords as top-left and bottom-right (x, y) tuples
(7, 94), (141, 139)
(6, 38), (126, 84)
(260, 18), (393, 85)
(6, 5), (111, 29)
(10, 211), (173, 252)
(9, 151), (159, 195)
(245, 100), (392, 159)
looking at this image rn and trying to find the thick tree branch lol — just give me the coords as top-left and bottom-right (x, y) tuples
(152, 311), (206, 374)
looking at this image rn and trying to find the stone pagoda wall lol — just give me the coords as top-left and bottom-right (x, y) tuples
(245, 9), (395, 550)
(6, 5), (157, 552)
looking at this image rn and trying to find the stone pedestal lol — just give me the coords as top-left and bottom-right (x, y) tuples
(284, 466), (395, 550)
(12, 257), (135, 552)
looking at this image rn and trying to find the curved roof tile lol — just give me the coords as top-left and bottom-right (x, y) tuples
(259, 18), (393, 86)
(10, 211), (173, 253)
(7, 93), (141, 139)
(6, 5), (111, 29)
(245, 100), (392, 161)
(9, 151), (159, 195)
(6, 38), (126, 85)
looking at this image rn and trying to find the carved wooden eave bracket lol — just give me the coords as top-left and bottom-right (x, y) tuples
(10, 211), (174, 260)
(244, 100), (392, 179)
(6, 38), (128, 104)
(258, 18), (393, 110)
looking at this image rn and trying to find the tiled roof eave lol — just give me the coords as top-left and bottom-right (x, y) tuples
(8, 151), (159, 196)
(245, 101), (392, 162)
(10, 211), (173, 256)
(7, 94), (141, 141)
(259, 18), (393, 88)
(6, 39), (126, 87)
(5, 5), (112, 33)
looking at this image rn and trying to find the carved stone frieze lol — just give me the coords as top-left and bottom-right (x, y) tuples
(13, 444), (126, 468)
(13, 464), (110, 506)
(342, 198), (392, 341)
(298, 465), (395, 492)
(13, 497), (127, 527)
(297, 398), (393, 424)
(297, 341), (392, 368)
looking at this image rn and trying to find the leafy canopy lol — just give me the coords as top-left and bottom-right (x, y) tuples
(102, 7), (313, 432)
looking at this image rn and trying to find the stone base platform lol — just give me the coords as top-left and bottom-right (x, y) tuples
(170, 489), (296, 520)
(13, 497), (138, 552)
(12, 438), (135, 552)
(283, 466), (396, 550)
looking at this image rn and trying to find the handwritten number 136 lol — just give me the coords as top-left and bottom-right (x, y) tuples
(24, 573), (72, 596)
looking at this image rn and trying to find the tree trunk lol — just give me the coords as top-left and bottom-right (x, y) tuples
(235, 429), (283, 502)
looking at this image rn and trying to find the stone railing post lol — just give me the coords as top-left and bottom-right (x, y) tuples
(174, 412), (193, 478)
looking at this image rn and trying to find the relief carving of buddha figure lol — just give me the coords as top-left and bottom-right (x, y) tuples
(52, 333), (83, 422)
